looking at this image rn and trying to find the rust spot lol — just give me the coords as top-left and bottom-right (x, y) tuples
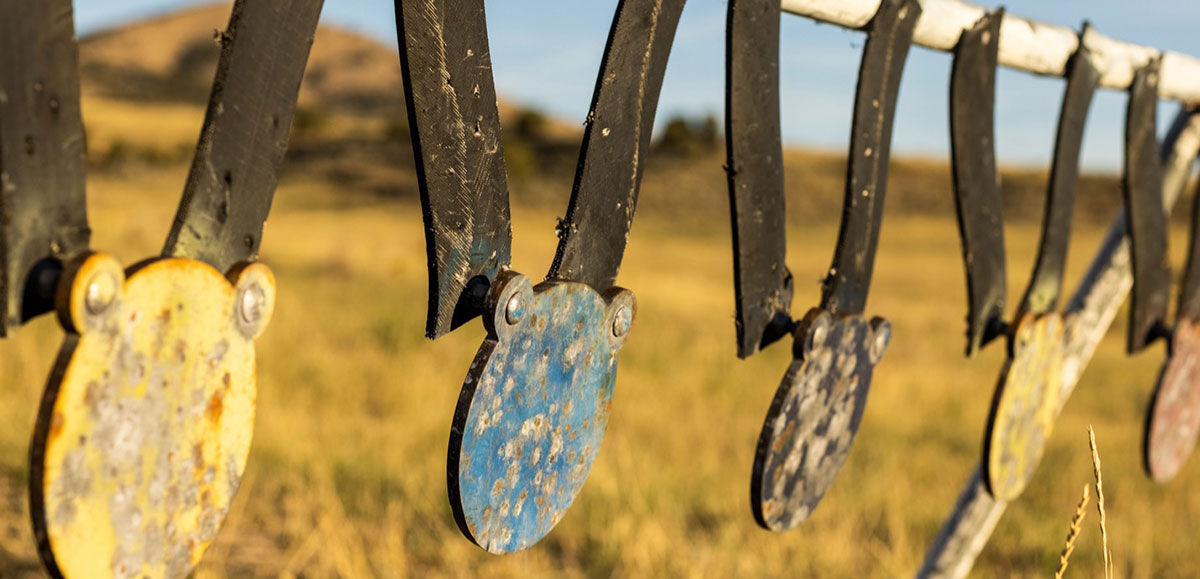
(48, 412), (65, 442)
(83, 381), (99, 407)
(206, 391), (224, 424)
(193, 443), (205, 477)
(773, 420), (797, 453)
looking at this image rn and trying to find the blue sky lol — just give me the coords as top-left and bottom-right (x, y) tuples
(76, 0), (1199, 170)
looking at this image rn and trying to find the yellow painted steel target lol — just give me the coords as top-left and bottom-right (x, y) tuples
(29, 253), (275, 578)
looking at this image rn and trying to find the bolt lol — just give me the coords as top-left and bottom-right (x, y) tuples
(869, 319), (891, 364)
(811, 319), (829, 347)
(238, 282), (266, 326)
(612, 305), (632, 338)
(802, 313), (832, 357)
(85, 271), (117, 314)
(504, 294), (525, 325)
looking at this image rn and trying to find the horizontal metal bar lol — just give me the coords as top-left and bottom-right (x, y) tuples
(781, 0), (1200, 104)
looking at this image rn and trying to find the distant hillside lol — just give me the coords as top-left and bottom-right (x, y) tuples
(81, 3), (403, 113)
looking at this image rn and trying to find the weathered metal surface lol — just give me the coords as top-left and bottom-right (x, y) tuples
(448, 271), (635, 553)
(750, 310), (890, 531)
(1179, 173), (1200, 323)
(948, 9), (1006, 356)
(547, 0), (686, 290)
(919, 109), (1200, 579)
(975, 38), (1098, 504)
(163, 0), (324, 273)
(821, 0), (919, 316)
(741, 0), (916, 533)
(982, 313), (1064, 501)
(726, 0), (793, 358)
(1145, 319), (1200, 482)
(30, 254), (275, 579)
(439, 0), (685, 553)
(1122, 57), (1169, 353)
(1016, 39), (1099, 317)
(1146, 148), (1200, 483)
(395, 0), (512, 339)
(0, 0), (91, 333)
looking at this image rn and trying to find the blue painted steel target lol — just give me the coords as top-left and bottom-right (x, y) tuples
(448, 271), (635, 553)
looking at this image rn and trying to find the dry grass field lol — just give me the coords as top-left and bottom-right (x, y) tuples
(0, 5), (1197, 576)
(0, 152), (1196, 577)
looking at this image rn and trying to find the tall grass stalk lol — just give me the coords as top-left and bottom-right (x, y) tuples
(1089, 426), (1111, 578)
(1054, 484), (1089, 578)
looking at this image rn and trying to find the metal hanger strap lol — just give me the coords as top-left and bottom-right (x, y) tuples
(1123, 56), (1169, 353)
(547, 0), (687, 290)
(163, 0), (325, 272)
(949, 9), (1006, 355)
(821, 0), (920, 316)
(1017, 40), (1100, 318)
(726, 0), (792, 358)
(396, 0), (514, 339)
(1178, 144), (1200, 322)
(0, 0), (90, 332)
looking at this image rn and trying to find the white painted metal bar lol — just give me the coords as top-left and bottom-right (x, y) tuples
(781, 0), (1200, 104)
(915, 106), (1200, 578)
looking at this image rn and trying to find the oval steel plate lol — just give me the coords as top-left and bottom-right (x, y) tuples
(1145, 319), (1200, 482)
(983, 313), (1065, 501)
(751, 310), (890, 531)
(448, 272), (635, 553)
(30, 254), (275, 579)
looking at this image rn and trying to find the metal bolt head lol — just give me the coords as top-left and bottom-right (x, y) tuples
(612, 305), (632, 338)
(869, 318), (891, 364)
(84, 271), (118, 315)
(810, 319), (829, 348)
(800, 311), (833, 358)
(237, 282), (267, 327)
(504, 294), (525, 325)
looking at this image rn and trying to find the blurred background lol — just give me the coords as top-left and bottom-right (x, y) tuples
(0, 0), (1196, 576)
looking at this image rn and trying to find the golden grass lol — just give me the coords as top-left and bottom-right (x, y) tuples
(1054, 484), (1089, 579)
(0, 156), (1195, 576)
(1090, 426), (1112, 578)
(81, 96), (206, 152)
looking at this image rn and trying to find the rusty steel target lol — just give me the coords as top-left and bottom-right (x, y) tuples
(1145, 320), (1200, 481)
(1142, 109), (1200, 483)
(949, 18), (1100, 502)
(728, 0), (917, 529)
(982, 313), (1065, 500)
(448, 272), (635, 552)
(397, 0), (684, 552)
(751, 311), (890, 531)
(0, 0), (322, 576)
(30, 255), (275, 578)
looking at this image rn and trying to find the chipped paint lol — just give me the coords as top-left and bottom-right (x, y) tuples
(1145, 319), (1200, 482)
(751, 309), (890, 532)
(449, 271), (634, 554)
(30, 254), (275, 579)
(983, 313), (1064, 501)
